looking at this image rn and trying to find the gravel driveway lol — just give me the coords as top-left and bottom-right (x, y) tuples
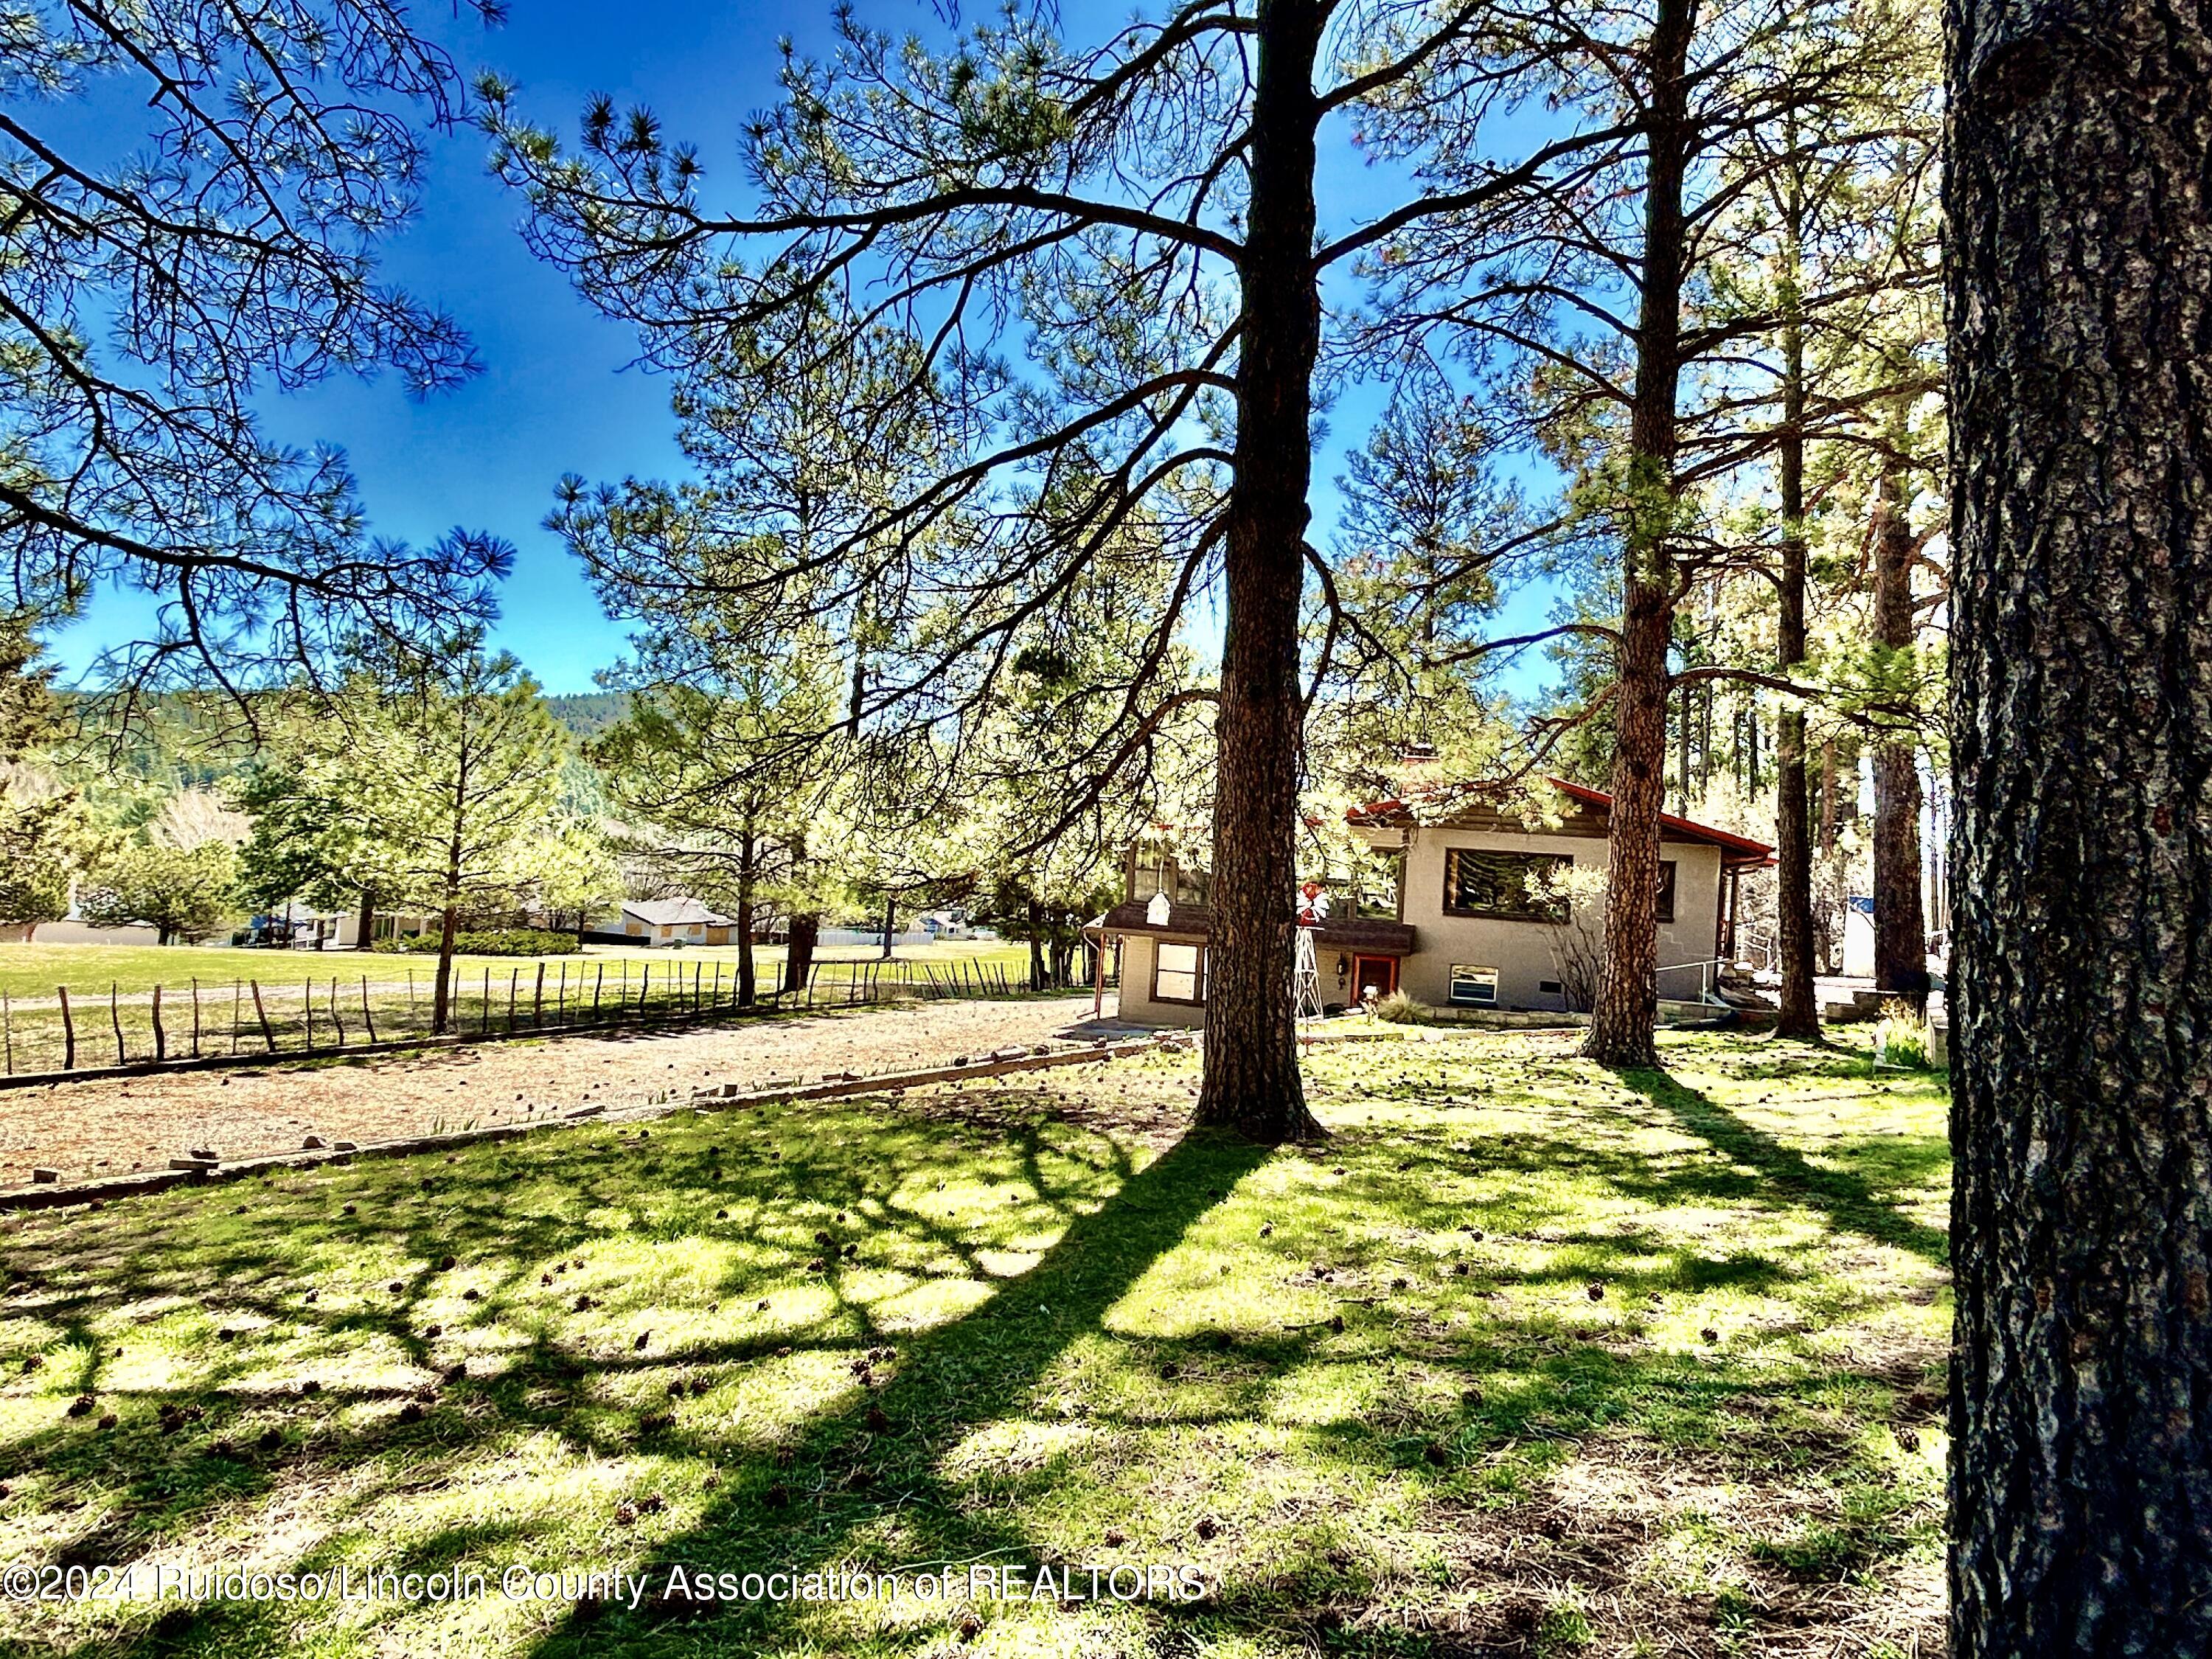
(0, 995), (1130, 1190)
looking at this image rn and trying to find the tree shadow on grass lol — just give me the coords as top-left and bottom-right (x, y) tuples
(9, 1097), (1265, 1659)
(4, 1043), (1954, 1659)
(516, 1126), (1272, 1655)
(1607, 1065), (1950, 1267)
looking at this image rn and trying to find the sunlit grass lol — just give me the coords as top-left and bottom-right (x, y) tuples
(0, 939), (1035, 1001)
(0, 1029), (1949, 1656)
(0, 940), (1046, 1073)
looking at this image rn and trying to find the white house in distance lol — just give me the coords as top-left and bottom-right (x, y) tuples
(1101, 778), (1773, 1027)
(603, 897), (739, 947)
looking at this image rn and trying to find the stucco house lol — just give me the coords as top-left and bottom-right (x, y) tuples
(1099, 779), (1772, 1027)
(605, 897), (739, 947)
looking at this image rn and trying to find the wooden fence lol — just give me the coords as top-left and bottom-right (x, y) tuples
(0, 952), (1080, 1079)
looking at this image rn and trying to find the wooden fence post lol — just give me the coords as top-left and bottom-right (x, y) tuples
(481, 968), (492, 1035)
(640, 962), (651, 1018)
(3, 990), (13, 1075)
(111, 981), (125, 1065)
(303, 978), (314, 1049)
(151, 983), (166, 1062)
(327, 977), (344, 1046)
(58, 986), (73, 1071)
(593, 962), (604, 1023)
(250, 981), (276, 1051)
(360, 975), (377, 1044)
(190, 978), (201, 1059)
(533, 961), (545, 1027)
(507, 967), (518, 1032)
(231, 980), (241, 1054)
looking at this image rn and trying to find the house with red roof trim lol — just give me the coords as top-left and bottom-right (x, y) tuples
(1099, 777), (1771, 1026)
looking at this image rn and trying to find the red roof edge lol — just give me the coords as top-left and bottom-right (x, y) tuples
(1545, 778), (1775, 861)
(1346, 777), (1774, 863)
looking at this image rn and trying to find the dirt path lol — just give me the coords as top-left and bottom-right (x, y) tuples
(0, 995), (1127, 1190)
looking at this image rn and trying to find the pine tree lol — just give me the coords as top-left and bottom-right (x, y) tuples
(482, 0), (1659, 1138)
(1947, 1), (2212, 1647)
(1357, 0), (1932, 1064)
(0, 1), (510, 694)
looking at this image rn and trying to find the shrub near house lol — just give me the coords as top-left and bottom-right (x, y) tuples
(378, 929), (582, 957)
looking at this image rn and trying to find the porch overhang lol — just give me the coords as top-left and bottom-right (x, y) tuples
(1099, 900), (1417, 957)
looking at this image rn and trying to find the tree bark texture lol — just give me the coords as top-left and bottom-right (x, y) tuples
(1582, 0), (1696, 1069)
(1195, 0), (1324, 1142)
(1873, 442), (1930, 1008)
(1946, 3), (2212, 1652)
(785, 912), (818, 995)
(355, 886), (377, 953)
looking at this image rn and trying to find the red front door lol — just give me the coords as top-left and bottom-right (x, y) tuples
(1353, 955), (1398, 1001)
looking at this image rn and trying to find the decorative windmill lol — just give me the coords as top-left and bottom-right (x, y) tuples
(1294, 881), (1329, 1021)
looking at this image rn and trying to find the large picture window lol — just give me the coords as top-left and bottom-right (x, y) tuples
(1153, 942), (1206, 1004)
(1442, 849), (1572, 922)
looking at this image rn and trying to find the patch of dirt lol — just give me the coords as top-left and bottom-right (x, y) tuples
(0, 996), (1127, 1189)
(1392, 1433), (1947, 1658)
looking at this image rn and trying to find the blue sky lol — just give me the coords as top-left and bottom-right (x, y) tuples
(52, 0), (1561, 695)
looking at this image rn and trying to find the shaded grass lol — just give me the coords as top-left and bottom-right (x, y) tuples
(0, 1029), (1950, 1656)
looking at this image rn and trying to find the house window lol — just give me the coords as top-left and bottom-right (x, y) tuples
(1352, 851), (1406, 921)
(1153, 942), (1206, 1004)
(1448, 964), (1500, 1006)
(1442, 849), (1572, 922)
(1130, 852), (1175, 902)
(1657, 859), (1677, 925)
(1129, 852), (1211, 908)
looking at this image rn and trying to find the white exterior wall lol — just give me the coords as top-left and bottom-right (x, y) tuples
(1394, 828), (1724, 1012)
(1105, 823), (1734, 1028)
(0, 920), (161, 946)
(1114, 933), (1207, 1029)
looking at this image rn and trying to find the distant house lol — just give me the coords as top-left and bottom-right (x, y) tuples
(606, 897), (738, 947)
(1099, 779), (1771, 1027)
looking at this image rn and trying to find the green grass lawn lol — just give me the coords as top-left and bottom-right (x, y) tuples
(0, 941), (1045, 1073)
(0, 1030), (1950, 1656)
(0, 939), (1034, 1001)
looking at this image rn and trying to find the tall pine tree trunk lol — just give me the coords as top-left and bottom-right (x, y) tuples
(737, 825), (757, 1008)
(1947, 4), (2212, 1650)
(1871, 432), (1927, 1009)
(782, 832), (817, 995)
(431, 900), (459, 1034)
(1582, 0), (1695, 1069)
(430, 815), (464, 1034)
(785, 914), (817, 994)
(1772, 154), (1819, 1040)
(1194, 0), (1323, 1141)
